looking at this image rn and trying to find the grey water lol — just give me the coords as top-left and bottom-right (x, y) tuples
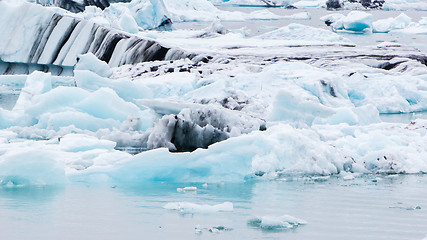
(1, 175), (427, 240)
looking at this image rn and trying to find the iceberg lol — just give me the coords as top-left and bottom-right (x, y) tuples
(373, 13), (412, 33)
(330, 11), (373, 32)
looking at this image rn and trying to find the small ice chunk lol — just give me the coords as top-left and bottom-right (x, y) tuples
(195, 225), (203, 234)
(164, 202), (233, 214)
(75, 53), (112, 78)
(341, 172), (355, 180)
(177, 186), (197, 192)
(389, 203), (422, 210)
(209, 226), (232, 233)
(248, 215), (307, 230)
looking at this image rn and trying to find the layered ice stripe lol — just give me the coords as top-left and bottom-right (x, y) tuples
(0, 2), (194, 75)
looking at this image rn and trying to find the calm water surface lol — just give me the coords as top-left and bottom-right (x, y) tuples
(1, 175), (427, 240)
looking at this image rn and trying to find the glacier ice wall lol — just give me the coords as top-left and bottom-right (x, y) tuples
(0, 2), (193, 75)
(30, 0), (110, 13)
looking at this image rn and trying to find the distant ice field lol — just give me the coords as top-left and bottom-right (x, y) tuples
(176, 7), (427, 52)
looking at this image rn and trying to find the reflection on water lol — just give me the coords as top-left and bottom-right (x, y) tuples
(1, 175), (427, 240)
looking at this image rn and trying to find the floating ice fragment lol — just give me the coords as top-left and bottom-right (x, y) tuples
(195, 225), (203, 234)
(177, 186), (197, 192)
(164, 202), (233, 214)
(332, 11), (373, 32)
(209, 226), (233, 233)
(248, 215), (307, 231)
(389, 204), (421, 210)
(373, 13), (412, 33)
(194, 225), (232, 234)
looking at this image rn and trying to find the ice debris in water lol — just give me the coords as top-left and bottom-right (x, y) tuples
(195, 225), (233, 234)
(390, 202), (422, 210)
(208, 226), (233, 233)
(164, 202), (233, 214)
(177, 186), (197, 192)
(248, 215), (307, 231)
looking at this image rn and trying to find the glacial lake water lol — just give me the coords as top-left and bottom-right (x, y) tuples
(1, 175), (427, 240)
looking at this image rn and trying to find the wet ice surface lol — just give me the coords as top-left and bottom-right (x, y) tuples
(1, 175), (427, 240)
